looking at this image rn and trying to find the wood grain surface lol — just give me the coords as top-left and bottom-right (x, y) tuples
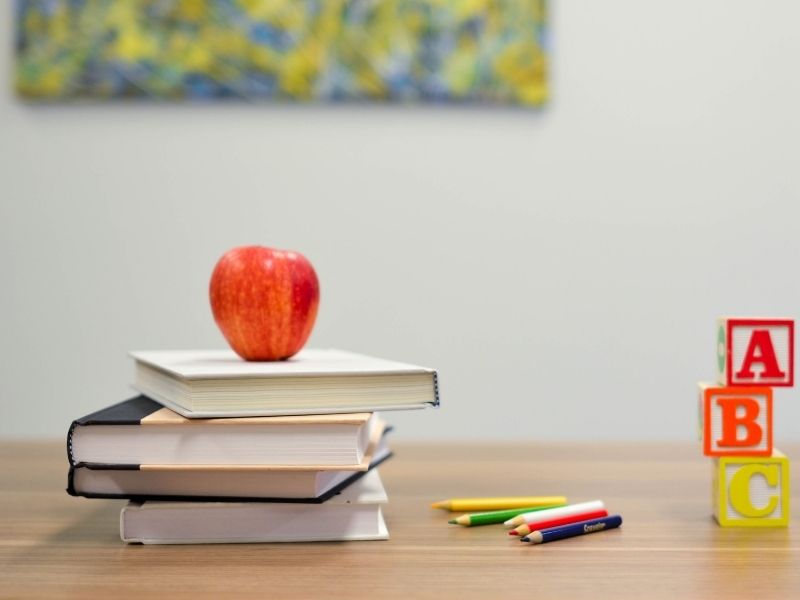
(1, 441), (798, 599)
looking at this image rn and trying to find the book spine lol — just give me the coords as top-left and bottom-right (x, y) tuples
(119, 504), (129, 543)
(66, 420), (78, 467)
(432, 371), (440, 407)
(65, 465), (77, 497)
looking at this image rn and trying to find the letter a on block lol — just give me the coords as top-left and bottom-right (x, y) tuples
(699, 384), (772, 456)
(717, 317), (794, 387)
(712, 451), (790, 527)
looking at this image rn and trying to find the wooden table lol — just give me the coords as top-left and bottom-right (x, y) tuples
(1, 441), (798, 599)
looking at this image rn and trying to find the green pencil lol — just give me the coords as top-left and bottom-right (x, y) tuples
(448, 504), (566, 527)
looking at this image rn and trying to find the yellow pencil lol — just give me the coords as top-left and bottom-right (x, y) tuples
(430, 496), (567, 512)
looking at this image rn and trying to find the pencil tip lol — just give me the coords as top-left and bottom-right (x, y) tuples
(508, 531), (518, 536)
(448, 519), (456, 524)
(431, 502), (443, 509)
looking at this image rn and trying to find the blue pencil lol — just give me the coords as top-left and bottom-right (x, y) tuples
(520, 515), (622, 544)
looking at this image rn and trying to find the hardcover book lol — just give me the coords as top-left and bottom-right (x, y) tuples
(68, 396), (385, 468)
(130, 348), (439, 418)
(68, 435), (392, 503)
(120, 469), (390, 544)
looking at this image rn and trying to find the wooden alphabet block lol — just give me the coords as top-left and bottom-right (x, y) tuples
(699, 383), (772, 457)
(717, 317), (794, 387)
(712, 450), (790, 527)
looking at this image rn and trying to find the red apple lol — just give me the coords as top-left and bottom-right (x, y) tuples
(209, 246), (320, 361)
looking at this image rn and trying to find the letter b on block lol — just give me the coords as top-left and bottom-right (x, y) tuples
(699, 384), (772, 456)
(717, 317), (794, 386)
(712, 451), (790, 527)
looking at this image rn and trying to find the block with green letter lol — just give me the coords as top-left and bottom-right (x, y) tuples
(712, 450), (790, 527)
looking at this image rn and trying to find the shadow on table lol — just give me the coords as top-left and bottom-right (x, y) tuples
(5, 502), (121, 572)
(47, 502), (123, 544)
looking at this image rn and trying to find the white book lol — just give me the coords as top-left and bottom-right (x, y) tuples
(130, 348), (439, 418)
(120, 470), (389, 544)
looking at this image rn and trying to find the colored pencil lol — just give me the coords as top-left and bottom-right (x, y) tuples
(510, 509), (608, 536)
(520, 514), (623, 545)
(504, 500), (605, 527)
(448, 504), (566, 527)
(431, 496), (567, 512)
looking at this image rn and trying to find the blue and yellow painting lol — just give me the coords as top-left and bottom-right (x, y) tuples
(15, 0), (548, 106)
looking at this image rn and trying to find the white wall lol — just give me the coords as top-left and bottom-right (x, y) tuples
(2, 1), (800, 441)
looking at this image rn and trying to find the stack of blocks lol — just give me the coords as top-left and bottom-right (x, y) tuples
(699, 317), (792, 527)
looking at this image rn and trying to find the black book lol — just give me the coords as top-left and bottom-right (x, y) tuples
(67, 396), (392, 503)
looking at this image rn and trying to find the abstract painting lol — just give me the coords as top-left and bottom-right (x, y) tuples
(15, 0), (548, 106)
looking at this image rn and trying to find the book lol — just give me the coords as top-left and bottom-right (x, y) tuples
(130, 348), (439, 418)
(68, 435), (392, 502)
(120, 469), (389, 544)
(68, 396), (384, 468)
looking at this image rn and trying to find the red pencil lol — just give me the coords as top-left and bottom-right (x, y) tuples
(509, 509), (609, 537)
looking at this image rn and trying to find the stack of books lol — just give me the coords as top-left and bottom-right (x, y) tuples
(66, 349), (438, 544)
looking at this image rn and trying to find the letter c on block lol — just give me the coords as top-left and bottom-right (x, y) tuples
(729, 464), (779, 518)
